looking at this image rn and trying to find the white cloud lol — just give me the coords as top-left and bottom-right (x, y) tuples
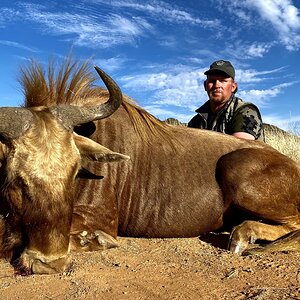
(0, 8), (21, 27)
(250, 0), (300, 30)
(235, 67), (287, 83)
(238, 81), (299, 107)
(94, 56), (128, 72)
(121, 67), (206, 108)
(91, 0), (220, 28)
(10, 3), (153, 48)
(246, 43), (271, 57)
(250, 0), (300, 50)
(143, 104), (194, 122)
(263, 113), (300, 132)
(0, 40), (39, 52)
(154, 87), (202, 108)
(222, 0), (300, 50)
(143, 104), (185, 119)
(238, 88), (280, 107)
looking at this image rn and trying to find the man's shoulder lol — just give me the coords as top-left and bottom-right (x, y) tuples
(231, 96), (260, 114)
(232, 96), (247, 107)
(236, 99), (260, 113)
(187, 113), (204, 128)
(188, 101), (210, 128)
(195, 100), (211, 113)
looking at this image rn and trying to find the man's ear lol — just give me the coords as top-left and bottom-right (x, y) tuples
(203, 80), (207, 91)
(232, 81), (238, 94)
(73, 133), (130, 162)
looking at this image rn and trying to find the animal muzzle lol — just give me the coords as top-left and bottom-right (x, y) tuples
(13, 249), (71, 275)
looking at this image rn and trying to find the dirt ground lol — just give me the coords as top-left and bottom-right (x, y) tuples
(0, 234), (299, 300)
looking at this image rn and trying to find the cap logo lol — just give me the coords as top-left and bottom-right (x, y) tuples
(216, 60), (225, 66)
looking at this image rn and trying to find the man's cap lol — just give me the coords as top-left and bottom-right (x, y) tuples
(204, 60), (235, 79)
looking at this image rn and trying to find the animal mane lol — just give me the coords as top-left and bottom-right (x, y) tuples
(19, 57), (177, 145)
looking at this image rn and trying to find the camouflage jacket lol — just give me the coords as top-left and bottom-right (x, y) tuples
(188, 95), (263, 140)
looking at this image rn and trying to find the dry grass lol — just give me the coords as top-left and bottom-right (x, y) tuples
(263, 124), (300, 163)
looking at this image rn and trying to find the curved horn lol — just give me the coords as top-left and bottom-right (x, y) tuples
(0, 108), (33, 140)
(50, 67), (123, 129)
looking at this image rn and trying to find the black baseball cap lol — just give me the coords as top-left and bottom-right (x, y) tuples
(204, 60), (235, 79)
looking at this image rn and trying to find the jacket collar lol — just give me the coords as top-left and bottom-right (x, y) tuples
(195, 94), (235, 114)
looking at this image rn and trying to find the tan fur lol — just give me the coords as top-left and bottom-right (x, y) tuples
(1, 57), (298, 276)
(0, 108), (80, 274)
(73, 133), (130, 162)
(9, 109), (80, 196)
(0, 59), (128, 275)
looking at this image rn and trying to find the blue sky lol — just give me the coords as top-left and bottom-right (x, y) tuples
(0, 0), (300, 131)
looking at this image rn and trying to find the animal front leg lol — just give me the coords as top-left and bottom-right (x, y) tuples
(228, 220), (294, 254)
(14, 249), (71, 275)
(243, 229), (300, 255)
(70, 230), (118, 252)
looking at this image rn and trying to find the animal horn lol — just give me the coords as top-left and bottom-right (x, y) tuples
(49, 66), (123, 129)
(0, 108), (33, 140)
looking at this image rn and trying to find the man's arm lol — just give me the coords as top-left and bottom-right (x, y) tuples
(231, 104), (263, 140)
(232, 132), (255, 140)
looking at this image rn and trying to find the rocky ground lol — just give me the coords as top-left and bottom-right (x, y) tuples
(0, 235), (299, 300)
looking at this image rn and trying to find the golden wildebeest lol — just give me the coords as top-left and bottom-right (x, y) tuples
(0, 58), (299, 275)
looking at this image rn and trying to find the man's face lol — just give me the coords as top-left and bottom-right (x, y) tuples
(204, 74), (237, 106)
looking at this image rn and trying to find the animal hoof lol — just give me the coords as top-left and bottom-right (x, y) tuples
(12, 259), (33, 276)
(72, 230), (118, 251)
(229, 240), (248, 254)
(242, 246), (264, 256)
(94, 230), (118, 249)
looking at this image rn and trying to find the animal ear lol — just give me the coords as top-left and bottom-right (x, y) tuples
(73, 133), (130, 162)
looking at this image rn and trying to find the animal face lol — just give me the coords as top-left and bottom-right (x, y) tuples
(0, 66), (129, 275)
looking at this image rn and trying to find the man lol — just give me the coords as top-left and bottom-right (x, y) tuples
(188, 60), (263, 140)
